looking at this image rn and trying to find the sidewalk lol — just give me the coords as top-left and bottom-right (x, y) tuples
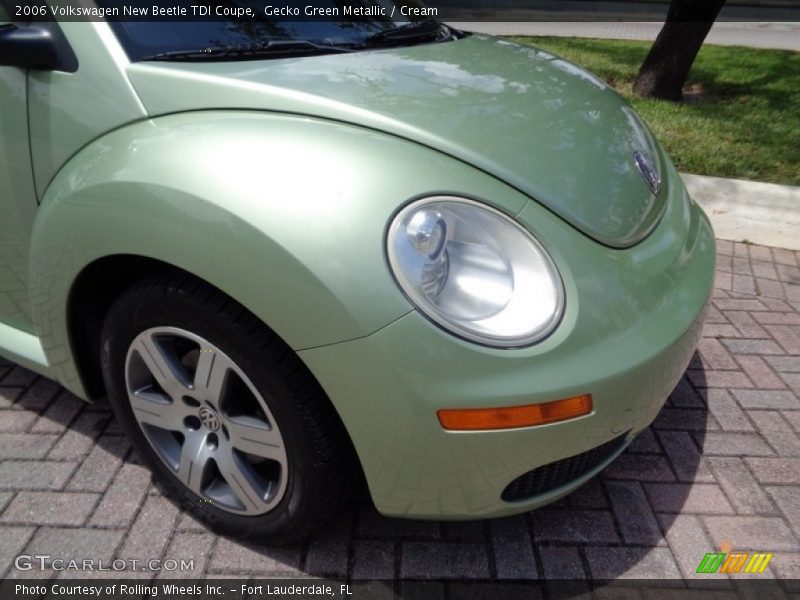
(451, 21), (800, 51)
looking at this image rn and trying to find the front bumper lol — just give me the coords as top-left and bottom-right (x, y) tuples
(300, 162), (715, 519)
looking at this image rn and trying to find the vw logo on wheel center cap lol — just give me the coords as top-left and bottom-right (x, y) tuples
(198, 407), (221, 432)
(634, 151), (661, 196)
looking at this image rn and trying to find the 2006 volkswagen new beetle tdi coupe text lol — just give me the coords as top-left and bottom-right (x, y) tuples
(0, 2), (715, 542)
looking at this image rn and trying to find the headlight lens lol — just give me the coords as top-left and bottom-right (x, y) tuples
(387, 197), (564, 347)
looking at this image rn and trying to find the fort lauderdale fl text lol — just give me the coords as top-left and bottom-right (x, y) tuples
(40, 3), (437, 17)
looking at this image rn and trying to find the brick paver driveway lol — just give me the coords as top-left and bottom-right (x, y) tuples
(1, 240), (799, 584)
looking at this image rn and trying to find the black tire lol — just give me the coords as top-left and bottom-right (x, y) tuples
(100, 270), (356, 543)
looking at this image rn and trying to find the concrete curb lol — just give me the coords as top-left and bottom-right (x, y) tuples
(681, 173), (800, 251)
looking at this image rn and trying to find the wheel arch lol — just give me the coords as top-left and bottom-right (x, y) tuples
(66, 255), (369, 509)
(29, 111), (437, 399)
(67, 254), (185, 400)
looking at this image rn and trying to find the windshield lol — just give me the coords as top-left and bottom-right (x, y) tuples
(101, 0), (447, 61)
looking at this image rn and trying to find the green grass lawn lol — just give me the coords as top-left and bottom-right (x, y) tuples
(508, 36), (800, 186)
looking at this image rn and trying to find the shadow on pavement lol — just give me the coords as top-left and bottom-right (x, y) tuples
(2, 356), (710, 590)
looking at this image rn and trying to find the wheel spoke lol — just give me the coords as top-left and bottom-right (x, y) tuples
(124, 326), (289, 516)
(129, 393), (185, 432)
(226, 417), (285, 463)
(176, 431), (213, 495)
(193, 348), (230, 404)
(216, 450), (267, 513)
(132, 334), (190, 399)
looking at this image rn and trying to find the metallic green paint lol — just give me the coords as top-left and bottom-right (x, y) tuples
(0, 21), (716, 520)
(28, 111), (531, 397)
(28, 23), (146, 195)
(0, 321), (49, 375)
(126, 35), (665, 248)
(0, 67), (38, 333)
(300, 156), (714, 518)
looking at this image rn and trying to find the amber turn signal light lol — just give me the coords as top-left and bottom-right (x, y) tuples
(437, 394), (593, 431)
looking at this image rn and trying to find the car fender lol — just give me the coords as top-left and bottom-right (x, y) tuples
(28, 110), (532, 398)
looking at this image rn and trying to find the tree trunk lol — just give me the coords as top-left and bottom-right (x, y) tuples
(633, 0), (727, 101)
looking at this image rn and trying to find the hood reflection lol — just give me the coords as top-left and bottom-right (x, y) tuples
(132, 35), (666, 247)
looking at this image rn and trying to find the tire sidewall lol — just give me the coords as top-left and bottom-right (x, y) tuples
(101, 286), (320, 540)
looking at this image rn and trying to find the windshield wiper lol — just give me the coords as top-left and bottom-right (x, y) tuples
(363, 21), (452, 47)
(141, 40), (359, 62)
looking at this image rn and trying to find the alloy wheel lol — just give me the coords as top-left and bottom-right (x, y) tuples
(124, 326), (288, 515)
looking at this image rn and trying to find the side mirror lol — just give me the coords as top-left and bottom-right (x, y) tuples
(0, 23), (77, 71)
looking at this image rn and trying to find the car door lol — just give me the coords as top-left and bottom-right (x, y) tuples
(0, 5), (38, 334)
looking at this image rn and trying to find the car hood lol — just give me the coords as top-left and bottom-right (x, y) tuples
(126, 35), (666, 248)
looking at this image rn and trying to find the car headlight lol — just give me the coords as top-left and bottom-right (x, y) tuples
(386, 197), (564, 347)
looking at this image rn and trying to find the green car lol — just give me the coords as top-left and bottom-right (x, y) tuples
(0, 5), (715, 543)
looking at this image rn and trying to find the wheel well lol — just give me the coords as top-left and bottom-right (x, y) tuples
(68, 255), (368, 495)
(67, 255), (183, 400)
